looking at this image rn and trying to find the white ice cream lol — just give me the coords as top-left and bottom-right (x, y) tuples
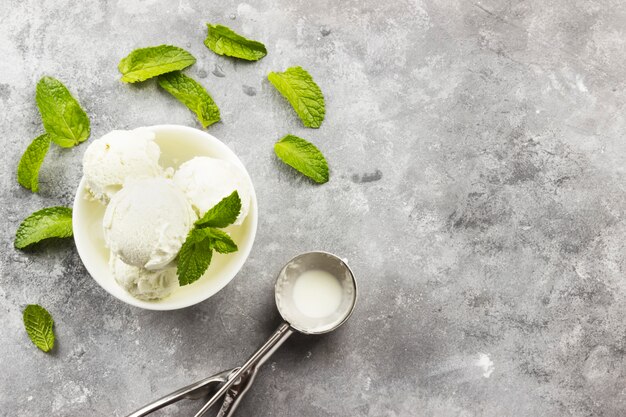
(103, 177), (196, 270)
(82, 128), (163, 204)
(110, 254), (179, 300)
(173, 157), (251, 224)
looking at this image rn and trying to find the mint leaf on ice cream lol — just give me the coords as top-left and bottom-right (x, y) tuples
(274, 135), (329, 184)
(15, 206), (73, 249)
(195, 191), (241, 229)
(205, 228), (238, 254)
(23, 304), (55, 353)
(17, 134), (51, 192)
(204, 24), (267, 61)
(158, 71), (221, 128)
(177, 193), (241, 286)
(177, 228), (214, 286)
(36, 76), (90, 148)
(268, 66), (325, 128)
(118, 45), (196, 83)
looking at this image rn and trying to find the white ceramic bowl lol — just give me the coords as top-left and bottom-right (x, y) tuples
(73, 125), (258, 310)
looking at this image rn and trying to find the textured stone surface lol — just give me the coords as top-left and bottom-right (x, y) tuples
(2, 0), (626, 416)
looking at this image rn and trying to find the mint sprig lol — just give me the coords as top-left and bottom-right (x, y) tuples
(23, 304), (55, 352)
(15, 206), (73, 249)
(274, 135), (329, 183)
(268, 66), (325, 128)
(118, 45), (196, 83)
(17, 134), (51, 192)
(204, 24), (267, 61)
(177, 192), (241, 286)
(36, 76), (90, 148)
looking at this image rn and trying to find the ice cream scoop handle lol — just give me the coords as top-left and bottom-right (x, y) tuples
(125, 368), (235, 417)
(194, 322), (294, 417)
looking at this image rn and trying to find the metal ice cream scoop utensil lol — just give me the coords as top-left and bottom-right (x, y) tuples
(127, 251), (358, 417)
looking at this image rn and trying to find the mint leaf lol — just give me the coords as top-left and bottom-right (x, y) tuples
(274, 135), (329, 184)
(118, 45), (196, 83)
(17, 134), (51, 192)
(36, 77), (90, 148)
(23, 304), (55, 352)
(268, 67), (325, 128)
(158, 72), (220, 128)
(15, 206), (73, 249)
(205, 228), (238, 254)
(204, 24), (267, 61)
(177, 193), (242, 286)
(195, 191), (241, 228)
(177, 229), (213, 286)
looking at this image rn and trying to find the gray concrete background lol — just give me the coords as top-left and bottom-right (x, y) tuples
(1, 0), (626, 416)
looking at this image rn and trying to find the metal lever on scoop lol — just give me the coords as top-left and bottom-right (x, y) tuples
(194, 322), (294, 417)
(125, 324), (289, 417)
(125, 368), (236, 417)
(215, 366), (260, 417)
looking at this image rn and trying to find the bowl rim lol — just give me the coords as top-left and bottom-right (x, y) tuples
(72, 124), (258, 311)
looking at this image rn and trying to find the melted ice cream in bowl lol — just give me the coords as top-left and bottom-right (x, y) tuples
(73, 125), (258, 310)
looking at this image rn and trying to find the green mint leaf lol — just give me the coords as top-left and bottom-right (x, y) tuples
(204, 24), (267, 61)
(17, 134), (51, 192)
(36, 77), (90, 148)
(23, 304), (55, 352)
(118, 45), (196, 83)
(195, 191), (241, 228)
(205, 228), (238, 254)
(274, 135), (329, 184)
(15, 206), (73, 249)
(177, 192), (243, 285)
(158, 71), (220, 128)
(177, 229), (213, 286)
(268, 66), (325, 128)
